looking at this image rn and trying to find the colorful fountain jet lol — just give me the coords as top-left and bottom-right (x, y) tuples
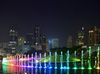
(81, 50), (84, 69)
(96, 47), (100, 69)
(73, 51), (77, 69)
(60, 52), (63, 69)
(88, 46), (92, 69)
(66, 50), (70, 69)
(55, 52), (57, 69)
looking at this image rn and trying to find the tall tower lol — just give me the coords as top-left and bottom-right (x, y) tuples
(88, 26), (100, 45)
(41, 35), (46, 51)
(9, 30), (18, 45)
(67, 36), (72, 48)
(52, 39), (59, 48)
(76, 27), (84, 46)
(46, 39), (49, 51)
(26, 33), (34, 45)
(9, 30), (18, 53)
(34, 25), (41, 45)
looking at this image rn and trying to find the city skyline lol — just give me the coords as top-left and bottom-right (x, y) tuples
(0, 0), (100, 47)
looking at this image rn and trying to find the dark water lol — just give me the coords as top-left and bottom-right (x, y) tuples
(0, 64), (100, 74)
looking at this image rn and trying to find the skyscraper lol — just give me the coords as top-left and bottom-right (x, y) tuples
(9, 30), (18, 45)
(88, 26), (100, 45)
(52, 39), (59, 48)
(41, 35), (46, 51)
(26, 33), (34, 45)
(76, 27), (84, 46)
(34, 25), (41, 45)
(9, 30), (18, 53)
(67, 36), (72, 48)
(46, 39), (49, 51)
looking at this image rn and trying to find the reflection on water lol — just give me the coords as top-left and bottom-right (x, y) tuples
(0, 64), (99, 74)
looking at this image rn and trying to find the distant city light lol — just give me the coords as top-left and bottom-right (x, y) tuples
(82, 27), (84, 30)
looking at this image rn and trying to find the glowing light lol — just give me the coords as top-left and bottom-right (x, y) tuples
(39, 66), (42, 68)
(80, 67), (85, 69)
(73, 67), (78, 69)
(88, 67), (92, 69)
(27, 66), (31, 67)
(25, 72), (27, 74)
(66, 67), (70, 69)
(35, 60), (38, 63)
(54, 67), (57, 69)
(49, 66), (52, 69)
(96, 67), (100, 69)
(44, 67), (47, 68)
(60, 67), (64, 69)
(63, 66), (67, 69)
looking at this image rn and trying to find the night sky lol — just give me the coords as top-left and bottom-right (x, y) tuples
(0, 0), (100, 47)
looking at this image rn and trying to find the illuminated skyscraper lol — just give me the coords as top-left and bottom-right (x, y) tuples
(26, 33), (34, 45)
(67, 36), (72, 48)
(9, 30), (18, 53)
(9, 30), (18, 45)
(76, 27), (84, 46)
(88, 26), (100, 45)
(18, 37), (24, 45)
(34, 25), (41, 45)
(52, 39), (59, 48)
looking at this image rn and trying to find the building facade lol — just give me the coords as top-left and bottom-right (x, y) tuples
(67, 36), (72, 48)
(8, 30), (18, 54)
(26, 33), (34, 45)
(9, 30), (18, 45)
(18, 37), (24, 46)
(41, 35), (46, 51)
(88, 26), (100, 45)
(52, 39), (59, 48)
(34, 25), (41, 45)
(76, 27), (84, 46)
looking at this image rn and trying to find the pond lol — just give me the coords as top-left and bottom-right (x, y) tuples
(0, 63), (100, 74)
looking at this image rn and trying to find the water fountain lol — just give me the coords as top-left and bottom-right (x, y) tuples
(24, 54), (26, 67)
(27, 54), (30, 67)
(66, 50), (70, 69)
(81, 50), (84, 69)
(19, 55), (21, 66)
(44, 52), (47, 68)
(94, 57), (97, 68)
(49, 52), (52, 69)
(35, 52), (38, 68)
(39, 53), (42, 68)
(88, 46), (92, 69)
(31, 54), (33, 67)
(2, 46), (98, 70)
(96, 47), (100, 69)
(73, 51), (77, 69)
(55, 52), (57, 69)
(60, 51), (63, 69)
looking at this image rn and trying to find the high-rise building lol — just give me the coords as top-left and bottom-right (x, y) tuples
(88, 26), (100, 45)
(76, 27), (84, 46)
(34, 25), (41, 45)
(18, 37), (24, 46)
(0, 43), (8, 48)
(46, 39), (49, 51)
(9, 30), (18, 53)
(41, 35), (46, 51)
(67, 36), (72, 48)
(52, 39), (59, 48)
(26, 33), (34, 45)
(9, 30), (18, 45)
